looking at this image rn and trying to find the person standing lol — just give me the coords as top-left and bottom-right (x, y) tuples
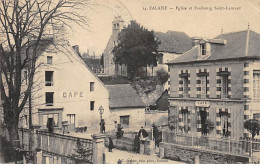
(100, 119), (105, 133)
(138, 126), (148, 141)
(108, 137), (114, 152)
(134, 135), (140, 154)
(152, 124), (160, 147)
(116, 124), (124, 138)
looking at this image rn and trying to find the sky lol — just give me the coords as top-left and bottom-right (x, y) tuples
(67, 0), (260, 56)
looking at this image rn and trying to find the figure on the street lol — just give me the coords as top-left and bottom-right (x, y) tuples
(100, 119), (105, 133)
(138, 126), (148, 141)
(134, 135), (140, 153)
(108, 137), (114, 152)
(152, 124), (160, 147)
(116, 124), (124, 138)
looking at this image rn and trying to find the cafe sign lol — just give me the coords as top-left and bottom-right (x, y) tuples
(195, 101), (210, 107)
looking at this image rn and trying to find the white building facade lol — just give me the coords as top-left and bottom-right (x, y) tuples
(20, 44), (111, 132)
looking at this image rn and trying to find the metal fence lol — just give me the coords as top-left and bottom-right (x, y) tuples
(162, 131), (260, 157)
(37, 130), (93, 163)
(18, 128), (31, 151)
(18, 129), (94, 164)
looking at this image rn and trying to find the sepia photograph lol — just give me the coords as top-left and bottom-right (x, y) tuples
(0, 0), (260, 164)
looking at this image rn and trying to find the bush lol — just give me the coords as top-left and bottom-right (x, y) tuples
(156, 68), (169, 85)
(244, 119), (260, 139)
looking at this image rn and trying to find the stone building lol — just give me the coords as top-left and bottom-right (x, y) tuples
(103, 16), (127, 76)
(106, 84), (146, 130)
(17, 42), (111, 132)
(167, 29), (260, 139)
(103, 17), (192, 77)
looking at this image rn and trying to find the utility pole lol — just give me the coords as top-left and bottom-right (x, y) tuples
(29, 88), (32, 129)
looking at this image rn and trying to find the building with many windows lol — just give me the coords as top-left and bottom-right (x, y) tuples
(18, 42), (111, 132)
(167, 29), (260, 139)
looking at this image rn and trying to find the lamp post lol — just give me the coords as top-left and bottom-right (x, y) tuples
(99, 106), (104, 133)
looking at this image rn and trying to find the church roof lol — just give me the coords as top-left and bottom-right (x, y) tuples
(155, 31), (193, 54)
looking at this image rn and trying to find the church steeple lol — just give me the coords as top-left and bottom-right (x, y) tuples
(112, 16), (124, 33)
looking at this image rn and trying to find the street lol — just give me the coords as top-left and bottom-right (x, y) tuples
(105, 148), (185, 164)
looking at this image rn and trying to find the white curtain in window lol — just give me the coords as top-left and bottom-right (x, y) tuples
(222, 75), (228, 96)
(182, 112), (188, 132)
(201, 75), (207, 96)
(221, 114), (228, 134)
(67, 114), (75, 124)
(253, 71), (260, 98)
(53, 114), (59, 125)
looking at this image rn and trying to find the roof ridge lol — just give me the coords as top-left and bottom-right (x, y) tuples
(166, 46), (199, 64)
(106, 83), (131, 86)
(214, 29), (260, 39)
(69, 45), (109, 93)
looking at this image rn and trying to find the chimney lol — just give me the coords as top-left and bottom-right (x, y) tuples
(72, 45), (81, 57)
(191, 37), (200, 48)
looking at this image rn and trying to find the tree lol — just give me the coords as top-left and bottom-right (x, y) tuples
(0, 0), (88, 144)
(244, 119), (260, 139)
(112, 20), (160, 80)
(72, 138), (91, 163)
(156, 68), (169, 85)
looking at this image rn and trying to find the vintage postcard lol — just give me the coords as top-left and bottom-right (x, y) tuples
(0, 0), (259, 165)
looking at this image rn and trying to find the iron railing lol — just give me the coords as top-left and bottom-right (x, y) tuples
(162, 130), (260, 157)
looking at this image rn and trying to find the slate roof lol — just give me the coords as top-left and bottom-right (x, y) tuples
(167, 30), (260, 64)
(154, 31), (193, 54)
(106, 84), (146, 109)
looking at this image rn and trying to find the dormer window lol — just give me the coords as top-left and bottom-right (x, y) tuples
(201, 43), (206, 55)
(197, 39), (211, 59)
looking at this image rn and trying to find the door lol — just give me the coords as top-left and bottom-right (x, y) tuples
(200, 110), (207, 135)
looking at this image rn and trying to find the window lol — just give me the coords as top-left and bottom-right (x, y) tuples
(42, 114), (59, 127)
(201, 75), (207, 98)
(45, 71), (54, 86)
(181, 109), (189, 133)
(53, 114), (59, 126)
(253, 70), (260, 98)
(45, 92), (54, 106)
(47, 56), (53, 64)
(24, 71), (28, 85)
(220, 112), (229, 137)
(90, 101), (95, 110)
(221, 75), (228, 98)
(120, 115), (129, 128)
(90, 82), (95, 91)
(200, 44), (206, 55)
(183, 76), (189, 97)
(67, 114), (75, 125)
(200, 110), (208, 135)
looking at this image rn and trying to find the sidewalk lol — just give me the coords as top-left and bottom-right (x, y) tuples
(105, 148), (185, 164)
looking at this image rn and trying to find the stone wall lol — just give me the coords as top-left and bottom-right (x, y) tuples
(104, 136), (154, 155)
(160, 142), (249, 164)
(105, 137), (135, 152)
